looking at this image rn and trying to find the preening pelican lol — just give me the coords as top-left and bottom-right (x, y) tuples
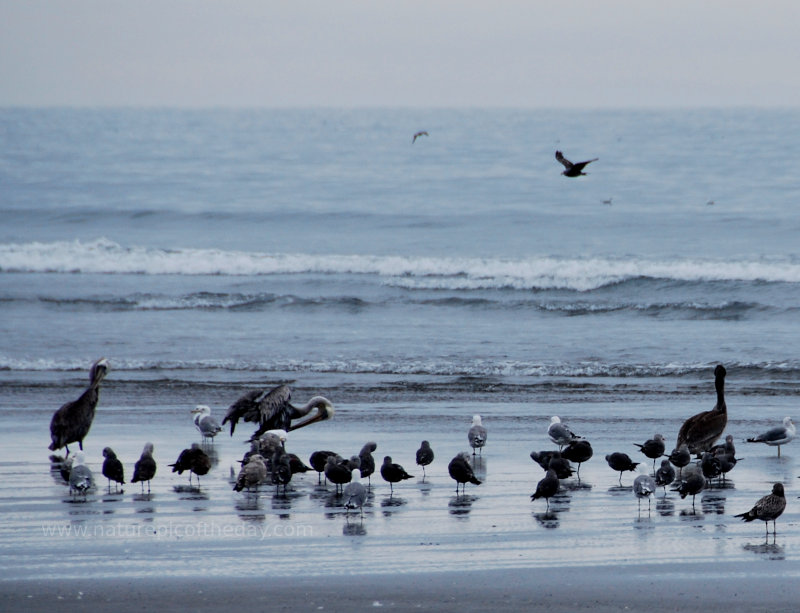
(49, 358), (109, 456)
(221, 384), (333, 438)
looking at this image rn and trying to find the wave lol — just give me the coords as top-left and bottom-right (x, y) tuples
(3, 238), (800, 291)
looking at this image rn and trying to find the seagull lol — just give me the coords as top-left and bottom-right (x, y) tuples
(448, 452), (481, 495)
(555, 150), (598, 177)
(169, 443), (211, 487)
(654, 459), (675, 494)
(531, 468), (559, 510)
(101, 447), (125, 493)
(468, 415), (487, 456)
(191, 405), (223, 441)
(633, 468), (657, 513)
(633, 434), (666, 471)
(325, 455), (353, 494)
(343, 470), (368, 517)
(529, 450), (573, 479)
(233, 454), (267, 492)
(547, 416), (578, 449)
(68, 451), (94, 498)
(221, 384), (333, 438)
(415, 440), (434, 480)
(675, 470), (705, 510)
(131, 442), (157, 493)
(746, 417), (796, 457)
(309, 450), (340, 485)
(358, 442), (378, 486)
(668, 444), (692, 477)
(380, 456), (413, 494)
(605, 452), (639, 485)
(412, 131), (429, 143)
(735, 483), (786, 536)
(561, 439), (593, 478)
(49, 358), (109, 456)
(676, 365), (728, 455)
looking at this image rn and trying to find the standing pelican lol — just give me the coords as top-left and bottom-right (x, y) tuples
(746, 417), (796, 457)
(448, 452), (481, 495)
(191, 405), (223, 441)
(169, 443), (211, 487)
(735, 483), (786, 536)
(468, 415), (487, 456)
(676, 365), (728, 455)
(221, 384), (333, 438)
(49, 358), (109, 456)
(101, 447), (125, 493)
(131, 442), (157, 493)
(416, 440), (434, 480)
(343, 470), (368, 517)
(68, 451), (94, 498)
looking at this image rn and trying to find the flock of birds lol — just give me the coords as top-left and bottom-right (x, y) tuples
(48, 359), (795, 533)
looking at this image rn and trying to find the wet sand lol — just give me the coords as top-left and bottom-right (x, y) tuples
(1, 386), (798, 610)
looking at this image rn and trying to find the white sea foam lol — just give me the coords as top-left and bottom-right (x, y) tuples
(2, 238), (800, 291)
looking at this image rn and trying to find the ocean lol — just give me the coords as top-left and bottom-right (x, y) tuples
(1, 108), (800, 581)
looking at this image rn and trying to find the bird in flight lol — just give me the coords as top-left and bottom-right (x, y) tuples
(412, 131), (429, 144)
(555, 150), (598, 177)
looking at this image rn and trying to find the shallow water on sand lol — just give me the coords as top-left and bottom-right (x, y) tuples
(1, 388), (798, 581)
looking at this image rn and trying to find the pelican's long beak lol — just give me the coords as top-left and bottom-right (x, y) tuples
(289, 400), (334, 431)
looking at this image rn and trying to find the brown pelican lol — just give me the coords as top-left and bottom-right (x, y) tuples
(221, 384), (333, 438)
(191, 405), (223, 441)
(48, 358), (109, 456)
(676, 365), (727, 455)
(448, 452), (481, 495)
(416, 440), (434, 480)
(555, 150), (598, 177)
(101, 447), (125, 493)
(68, 451), (94, 497)
(735, 483), (786, 536)
(380, 456), (413, 493)
(131, 442), (157, 493)
(468, 415), (487, 456)
(412, 131), (428, 143)
(746, 417), (796, 457)
(169, 443), (211, 487)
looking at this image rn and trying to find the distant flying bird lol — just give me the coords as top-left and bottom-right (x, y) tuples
(49, 358), (109, 456)
(412, 131), (428, 143)
(191, 405), (223, 441)
(676, 365), (728, 455)
(734, 483), (786, 536)
(555, 150), (598, 177)
(746, 417), (796, 457)
(221, 384), (333, 438)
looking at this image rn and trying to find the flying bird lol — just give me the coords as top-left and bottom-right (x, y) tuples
(221, 384), (333, 438)
(412, 131), (428, 143)
(746, 417), (796, 457)
(734, 483), (786, 536)
(49, 358), (109, 456)
(555, 150), (598, 177)
(676, 365), (728, 455)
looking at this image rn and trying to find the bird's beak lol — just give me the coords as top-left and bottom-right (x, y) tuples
(289, 402), (334, 431)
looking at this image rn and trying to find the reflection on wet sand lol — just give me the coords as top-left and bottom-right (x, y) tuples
(448, 494), (477, 518)
(532, 510), (559, 529)
(743, 538), (785, 560)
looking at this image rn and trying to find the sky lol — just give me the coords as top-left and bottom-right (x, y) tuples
(1, 1), (799, 108)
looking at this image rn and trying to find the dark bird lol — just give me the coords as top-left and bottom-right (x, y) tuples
(287, 453), (312, 474)
(191, 405), (223, 441)
(675, 470), (705, 509)
(380, 456), (413, 493)
(714, 448), (737, 483)
(561, 439), (593, 478)
(605, 452), (639, 485)
(700, 452), (722, 482)
(358, 442), (377, 486)
(169, 443), (211, 487)
(309, 450), (340, 485)
(221, 384), (334, 438)
(416, 440), (434, 480)
(131, 442), (157, 493)
(547, 416), (579, 449)
(343, 470), (368, 517)
(271, 449), (293, 494)
(654, 459), (675, 494)
(68, 451), (94, 498)
(746, 416), (796, 457)
(555, 150), (598, 177)
(531, 468), (559, 510)
(468, 415), (487, 456)
(412, 131), (428, 143)
(48, 358), (109, 456)
(448, 452), (481, 495)
(710, 434), (736, 457)
(676, 365), (728, 455)
(634, 434), (666, 471)
(735, 483), (786, 536)
(324, 455), (353, 494)
(668, 444), (692, 477)
(529, 450), (573, 479)
(233, 454), (267, 492)
(101, 447), (125, 493)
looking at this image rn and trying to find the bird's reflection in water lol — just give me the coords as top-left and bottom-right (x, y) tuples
(448, 495), (477, 518)
(743, 538), (785, 560)
(532, 510), (559, 529)
(549, 491), (571, 514)
(418, 481), (433, 497)
(235, 493), (262, 512)
(173, 484), (209, 499)
(562, 479), (592, 492)
(271, 492), (293, 519)
(472, 457), (487, 481)
(656, 497), (675, 517)
(201, 445), (220, 468)
(309, 484), (332, 503)
(634, 515), (655, 531)
(701, 490), (726, 515)
(381, 496), (407, 517)
(679, 506), (703, 519)
(343, 521), (367, 537)
(607, 485), (633, 496)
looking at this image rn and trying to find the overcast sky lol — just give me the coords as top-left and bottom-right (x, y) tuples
(1, 1), (799, 108)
